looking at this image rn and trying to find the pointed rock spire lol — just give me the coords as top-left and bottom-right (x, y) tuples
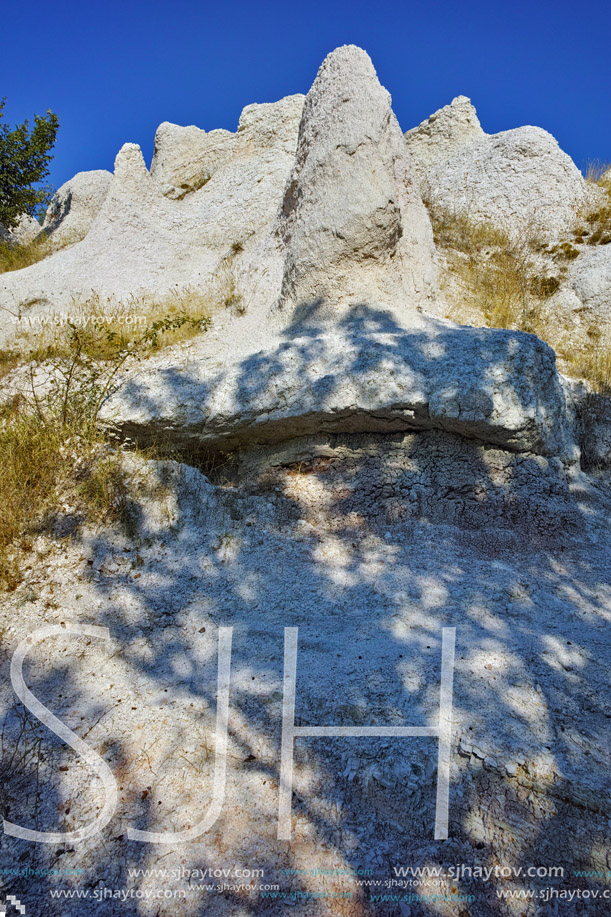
(277, 45), (437, 318)
(404, 95), (486, 186)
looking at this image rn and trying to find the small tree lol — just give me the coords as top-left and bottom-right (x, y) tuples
(0, 98), (59, 229)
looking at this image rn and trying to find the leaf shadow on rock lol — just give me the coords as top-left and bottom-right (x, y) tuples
(0, 637), (134, 915)
(106, 301), (575, 464)
(2, 302), (610, 915)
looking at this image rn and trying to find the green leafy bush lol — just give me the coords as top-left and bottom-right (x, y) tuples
(0, 98), (59, 229)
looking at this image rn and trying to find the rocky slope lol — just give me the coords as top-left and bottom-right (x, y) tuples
(0, 44), (610, 917)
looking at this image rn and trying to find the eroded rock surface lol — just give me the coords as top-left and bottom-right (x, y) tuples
(0, 47), (609, 916)
(417, 112), (587, 241)
(277, 45), (437, 315)
(404, 94), (486, 187)
(578, 390), (611, 469)
(103, 307), (577, 463)
(150, 122), (236, 198)
(237, 430), (582, 538)
(0, 212), (41, 245)
(0, 445), (609, 916)
(566, 245), (611, 330)
(0, 98), (304, 339)
(42, 169), (113, 245)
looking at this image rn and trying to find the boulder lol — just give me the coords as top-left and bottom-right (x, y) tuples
(276, 45), (437, 317)
(568, 245), (611, 327)
(103, 308), (577, 464)
(150, 122), (236, 198)
(42, 169), (112, 246)
(404, 95), (486, 187)
(423, 122), (587, 242)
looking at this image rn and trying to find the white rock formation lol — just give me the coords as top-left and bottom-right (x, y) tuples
(404, 95), (485, 186)
(568, 245), (611, 326)
(0, 212), (41, 245)
(91, 47), (583, 466)
(277, 45), (437, 316)
(0, 96), (305, 340)
(150, 122), (236, 198)
(414, 108), (587, 241)
(543, 245), (611, 348)
(42, 169), (112, 246)
(237, 94), (305, 154)
(1, 50), (610, 893)
(0, 43), (597, 475)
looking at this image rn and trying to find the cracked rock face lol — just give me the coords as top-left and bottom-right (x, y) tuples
(236, 430), (582, 539)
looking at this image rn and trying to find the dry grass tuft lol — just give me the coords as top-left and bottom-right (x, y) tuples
(0, 235), (52, 274)
(0, 296), (214, 590)
(573, 162), (611, 247)
(5, 287), (213, 367)
(562, 332), (611, 396)
(0, 228), (88, 275)
(426, 202), (549, 332)
(0, 258), (238, 588)
(3, 234), (245, 361)
(426, 201), (611, 392)
(0, 397), (128, 590)
(584, 160), (611, 185)
(576, 200), (611, 248)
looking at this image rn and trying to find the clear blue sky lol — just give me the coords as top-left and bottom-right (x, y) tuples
(2, 0), (610, 190)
